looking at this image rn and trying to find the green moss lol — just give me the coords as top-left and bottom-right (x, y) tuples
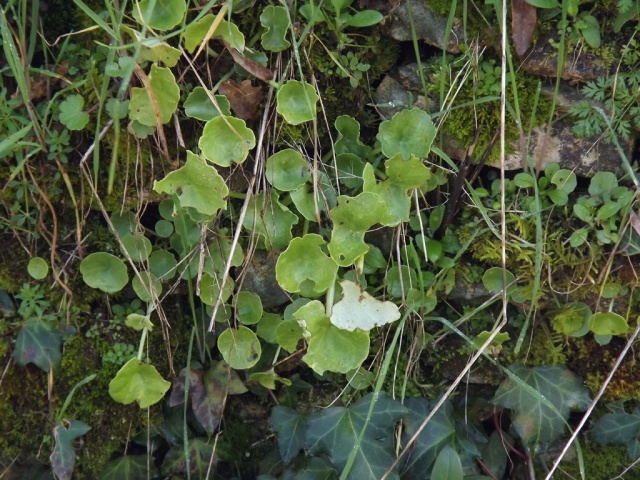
(540, 442), (638, 480)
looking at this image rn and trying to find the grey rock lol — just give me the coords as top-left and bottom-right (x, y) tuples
(240, 250), (290, 309)
(0, 289), (16, 317)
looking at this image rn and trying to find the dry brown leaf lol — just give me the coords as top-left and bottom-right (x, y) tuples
(219, 79), (263, 121)
(224, 41), (274, 82)
(511, 0), (537, 58)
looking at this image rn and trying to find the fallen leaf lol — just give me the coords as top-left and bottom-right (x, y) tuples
(511, 0), (537, 58)
(224, 41), (274, 82)
(219, 79), (263, 121)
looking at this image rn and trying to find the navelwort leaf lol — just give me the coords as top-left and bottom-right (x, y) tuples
(132, 0), (186, 30)
(217, 326), (261, 369)
(293, 300), (369, 375)
(275, 234), (338, 297)
(376, 108), (436, 160)
(128, 64), (180, 126)
(80, 252), (129, 293)
(199, 116), (256, 167)
(183, 16), (245, 53)
(265, 149), (311, 191)
(260, 5), (291, 52)
(491, 364), (591, 451)
(183, 87), (231, 121)
(276, 80), (318, 125)
(330, 280), (400, 331)
(243, 191), (298, 250)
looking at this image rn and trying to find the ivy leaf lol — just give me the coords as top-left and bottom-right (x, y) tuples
(294, 301), (369, 375)
(269, 406), (307, 463)
(50, 420), (90, 480)
(183, 87), (231, 121)
(260, 5), (291, 52)
(491, 364), (591, 451)
(376, 109), (436, 160)
(330, 280), (400, 331)
(305, 393), (407, 479)
(243, 191), (298, 250)
(132, 0), (186, 30)
(198, 115), (256, 167)
(14, 318), (70, 373)
(59, 94), (89, 131)
(592, 407), (640, 459)
(109, 358), (171, 408)
(154, 151), (229, 219)
(128, 64), (180, 126)
(100, 455), (150, 479)
(162, 439), (217, 478)
(328, 192), (390, 267)
(275, 234), (338, 297)
(400, 398), (457, 477)
(276, 80), (318, 125)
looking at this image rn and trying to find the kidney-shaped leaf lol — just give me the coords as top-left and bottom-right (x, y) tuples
(276, 234), (338, 297)
(377, 109), (436, 160)
(331, 280), (400, 331)
(589, 312), (629, 336)
(109, 358), (171, 408)
(199, 116), (256, 167)
(183, 16), (244, 53)
(294, 301), (369, 375)
(50, 420), (91, 480)
(276, 80), (318, 125)
(260, 5), (291, 52)
(128, 64), (180, 126)
(80, 252), (129, 293)
(154, 151), (229, 218)
(305, 392), (407, 479)
(184, 87), (231, 121)
(132, 0), (186, 30)
(491, 364), (591, 450)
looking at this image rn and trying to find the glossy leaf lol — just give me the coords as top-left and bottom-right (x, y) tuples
(149, 249), (177, 280)
(260, 5), (291, 52)
(217, 326), (261, 369)
(290, 172), (337, 221)
(491, 364), (591, 450)
(236, 290), (263, 325)
(377, 109), (436, 160)
(132, 0), (186, 30)
(328, 192), (389, 267)
(265, 149), (311, 191)
(199, 116), (256, 167)
(344, 10), (383, 27)
(592, 407), (640, 459)
(305, 393), (407, 479)
(294, 301), (369, 375)
(330, 280), (400, 331)
(184, 87), (231, 121)
(243, 191), (298, 250)
(51, 420), (91, 480)
(431, 445), (464, 480)
(276, 80), (318, 125)
(109, 358), (171, 408)
(80, 252), (129, 293)
(14, 318), (69, 373)
(276, 319), (304, 353)
(269, 406), (307, 463)
(482, 267), (516, 294)
(128, 64), (180, 126)
(125, 313), (153, 331)
(275, 234), (338, 297)
(154, 151), (229, 218)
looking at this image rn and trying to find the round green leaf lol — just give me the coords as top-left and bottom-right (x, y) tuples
(276, 234), (338, 297)
(236, 291), (263, 325)
(265, 149), (311, 191)
(276, 80), (318, 125)
(27, 257), (49, 280)
(132, 0), (186, 31)
(155, 219), (173, 238)
(276, 319), (304, 352)
(482, 267), (516, 294)
(80, 253), (129, 293)
(260, 5), (291, 52)
(551, 169), (577, 194)
(377, 109), (436, 160)
(256, 312), (282, 344)
(385, 265), (417, 298)
(132, 272), (162, 303)
(183, 88), (231, 121)
(290, 172), (337, 221)
(128, 65), (180, 126)
(109, 358), (171, 408)
(589, 312), (628, 336)
(199, 116), (256, 167)
(217, 326), (261, 369)
(589, 172), (618, 196)
(149, 249), (177, 280)
(120, 233), (152, 262)
(199, 274), (233, 306)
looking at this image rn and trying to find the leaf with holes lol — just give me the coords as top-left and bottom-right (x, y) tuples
(276, 234), (338, 297)
(154, 151), (229, 218)
(491, 364), (591, 450)
(199, 116), (256, 167)
(50, 420), (90, 480)
(330, 280), (400, 331)
(294, 301), (369, 375)
(109, 358), (171, 408)
(377, 109), (436, 160)
(128, 65), (180, 126)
